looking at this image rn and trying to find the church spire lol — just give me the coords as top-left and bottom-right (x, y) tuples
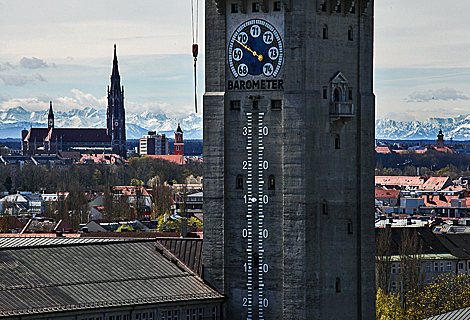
(48, 101), (54, 130)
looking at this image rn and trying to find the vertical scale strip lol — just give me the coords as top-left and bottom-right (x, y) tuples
(258, 112), (265, 319)
(246, 112), (253, 319)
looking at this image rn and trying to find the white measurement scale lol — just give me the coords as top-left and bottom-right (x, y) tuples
(243, 111), (269, 320)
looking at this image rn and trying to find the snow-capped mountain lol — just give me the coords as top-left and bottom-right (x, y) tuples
(376, 116), (470, 140)
(0, 106), (203, 139)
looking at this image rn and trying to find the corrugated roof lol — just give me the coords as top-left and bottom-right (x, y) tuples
(0, 238), (222, 316)
(424, 306), (470, 319)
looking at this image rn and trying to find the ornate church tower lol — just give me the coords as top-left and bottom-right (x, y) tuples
(203, 1), (375, 319)
(174, 123), (184, 155)
(107, 44), (126, 158)
(47, 101), (54, 130)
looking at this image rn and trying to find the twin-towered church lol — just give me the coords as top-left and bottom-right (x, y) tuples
(21, 45), (127, 159)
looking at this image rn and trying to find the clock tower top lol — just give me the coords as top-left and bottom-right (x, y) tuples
(204, 0), (375, 319)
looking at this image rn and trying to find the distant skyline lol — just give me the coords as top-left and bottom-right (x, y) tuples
(1, 0), (469, 121)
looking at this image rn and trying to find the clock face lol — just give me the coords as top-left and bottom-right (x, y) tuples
(114, 121), (119, 127)
(228, 19), (283, 78)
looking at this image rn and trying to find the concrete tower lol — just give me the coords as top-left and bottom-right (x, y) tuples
(107, 44), (126, 159)
(203, 1), (375, 319)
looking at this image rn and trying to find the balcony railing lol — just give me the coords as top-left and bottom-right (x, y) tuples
(329, 102), (354, 123)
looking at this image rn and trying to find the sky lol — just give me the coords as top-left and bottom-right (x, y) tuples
(0, 0), (469, 122)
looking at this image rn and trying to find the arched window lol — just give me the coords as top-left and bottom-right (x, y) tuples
(268, 175), (275, 190)
(236, 175), (243, 189)
(323, 25), (328, 39)
(348, 26), (353, 41)
(333, 88), (341, 102)
(322, 200), (328, 215)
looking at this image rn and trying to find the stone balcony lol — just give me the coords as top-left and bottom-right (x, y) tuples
(329, 101), (354, 124)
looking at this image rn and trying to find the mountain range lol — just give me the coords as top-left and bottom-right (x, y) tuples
(3, 106), (470, 141)
(0, 107), (202, 140)
(375, 116), (470, 141)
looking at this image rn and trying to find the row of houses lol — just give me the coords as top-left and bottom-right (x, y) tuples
(376, 176), (470, 217)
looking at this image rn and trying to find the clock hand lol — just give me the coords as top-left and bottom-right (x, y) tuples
(235, 39), (264, 62)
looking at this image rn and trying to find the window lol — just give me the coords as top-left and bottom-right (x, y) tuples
(335, 135), (340, 149)
(252, 2), (260, 12)
(348, 27), (353, 41)
(212, 306), (217, 320)
(447, 262), (452, 271)
(347, 220), (353, 234)
(434, 262), (439, 272)
(426, 262), (431, 272)
(333, 88), (341, 102)
(186, 308), (203, 320)
(236, 175), (243, 189)
(459, 262), (464, 270)
(323, 25), (328, 39)
(335, 278), (341, 293)
(323, 87), (328, 99)
(350, 4), (355, 14)
(273, 1), (281, 11)
(268, 175), (275, 190)
(231, 3), (239, 13)
(136, 314), (141, 320)
(440, 262), (444, 272)
(176, 145), (181, 151)
(230, 100), (241, 110)
(322, 200), (328, 215)
(348, 88), (353, 100)
(391, 263), (396, 274)
(271, 99), (282, 110)
(252, 100), (259, 109)
(321, 2), (327, 12)
(391, 281), (397, 292)
(335, 2), (341, 13)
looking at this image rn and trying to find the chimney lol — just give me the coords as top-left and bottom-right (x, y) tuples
(181, 219), (188, 237)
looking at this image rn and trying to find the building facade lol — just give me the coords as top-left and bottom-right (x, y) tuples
(203, 0), (375, 319)
(22, 45), (127, 159)
(139, 131), (169, 155)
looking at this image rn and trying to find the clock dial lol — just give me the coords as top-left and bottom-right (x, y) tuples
(228, 19), (283, 78)
(114, 121), (119, 127)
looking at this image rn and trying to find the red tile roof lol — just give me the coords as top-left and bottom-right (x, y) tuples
(112, 186), (152, 197)
(419, 177), (452, 191)
(375, 176), (426, 188)
(145, 155), (185, 165)
(375, 187), (401, 199)
(375, 146), (391, 154)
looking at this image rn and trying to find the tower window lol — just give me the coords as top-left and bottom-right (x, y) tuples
(236, 175), (243, 189)
(231, 3), (239, 13)
(335, 135), (340, 149)
(323, 25), (328, 39)
(321, 3), (327, 12)
(271, 99), (282, 110)
(252, 100), (259, 109)
(350, 4), (356, 14)
(273, 1), (281, 11)
(252, 2), (260, 12)
(336, 278), (341, 293)
(335, 2), (341, 13)
(348, 27), (353, 41)
(348, 88), (353, 100)
(323, 87), (328, 99)
(322, 200), (328, 215)
(333, 88), (341, 102)
(230, 100), (241, 110)
(347, 220), (353, 234)
(268, 175), (275, 190)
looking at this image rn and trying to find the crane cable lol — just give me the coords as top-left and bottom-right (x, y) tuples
(191, 0), (199, 113)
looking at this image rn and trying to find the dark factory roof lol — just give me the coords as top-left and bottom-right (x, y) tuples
(0, 237), (223, 317)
